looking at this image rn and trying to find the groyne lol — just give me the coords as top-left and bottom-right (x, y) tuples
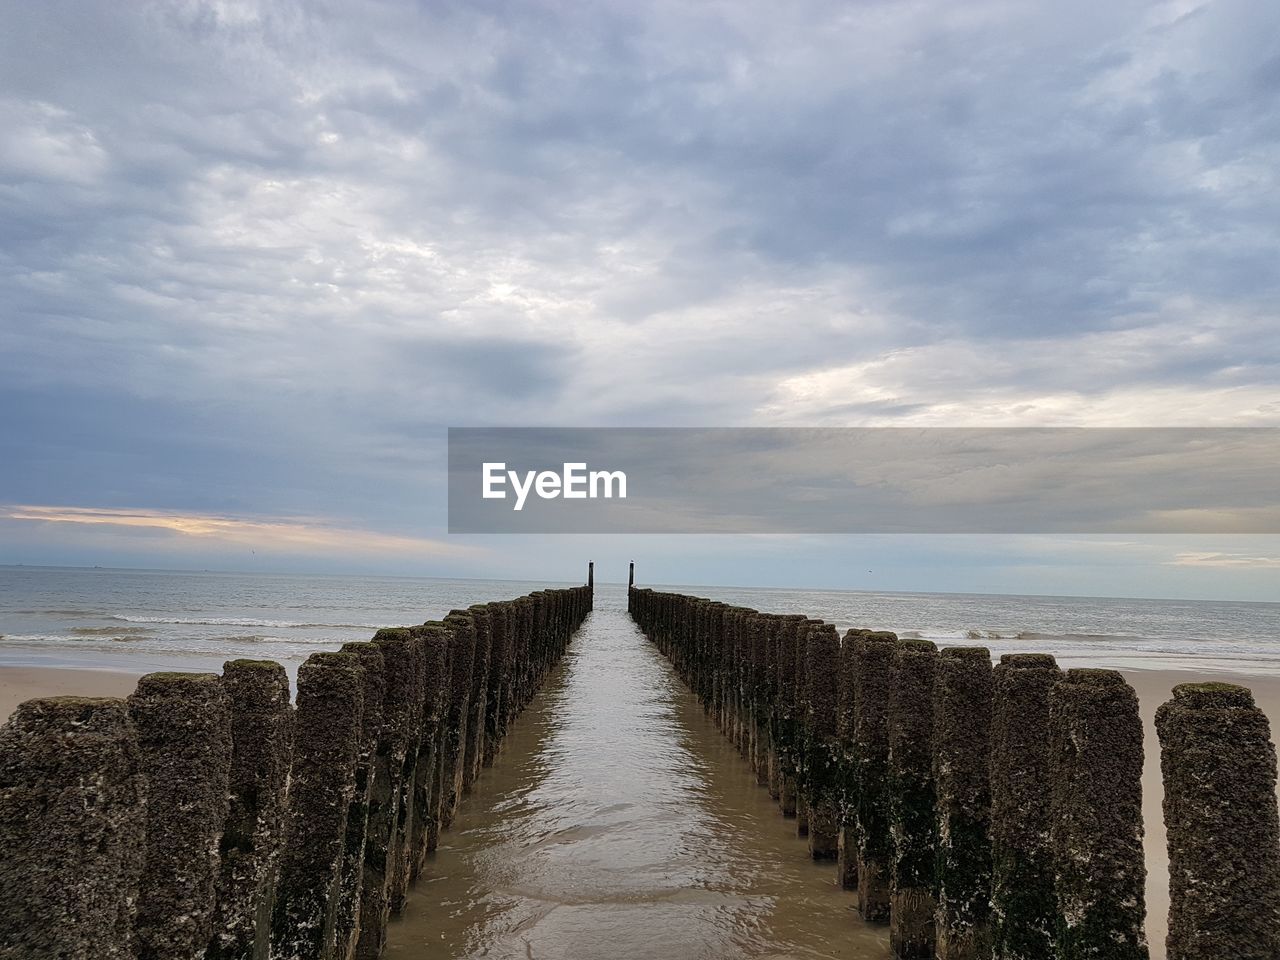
(0, 577), (592, 960)
(628, 578), (1280, 960)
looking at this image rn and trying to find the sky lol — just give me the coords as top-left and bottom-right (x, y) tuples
(2, 0), (1279, 600)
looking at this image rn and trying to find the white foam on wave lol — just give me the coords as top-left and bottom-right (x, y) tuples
(110, 615), (380, 629)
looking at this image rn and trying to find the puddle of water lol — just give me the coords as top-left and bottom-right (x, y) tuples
(386, 585), (890, 959)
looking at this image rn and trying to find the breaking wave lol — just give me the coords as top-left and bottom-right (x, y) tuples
(110, 615), (380, 629)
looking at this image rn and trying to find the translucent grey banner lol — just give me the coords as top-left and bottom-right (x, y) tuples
(447, 427), (1280, 534)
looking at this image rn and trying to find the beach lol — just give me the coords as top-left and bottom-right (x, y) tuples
(1, 665), (142, 719)
(5, 653), (1277, 960)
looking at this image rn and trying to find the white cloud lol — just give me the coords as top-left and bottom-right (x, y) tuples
(1169, 551), (1280, 569)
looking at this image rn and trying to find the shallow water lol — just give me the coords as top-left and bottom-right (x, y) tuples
(386, 585), (889, 960)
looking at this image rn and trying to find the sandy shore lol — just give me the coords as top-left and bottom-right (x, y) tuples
(0, 665), (145, 719)
(2, 661), (1277, 958)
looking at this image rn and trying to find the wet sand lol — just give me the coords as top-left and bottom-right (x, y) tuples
(3, 608), (1278, 959)
(0, 665), (143, 719)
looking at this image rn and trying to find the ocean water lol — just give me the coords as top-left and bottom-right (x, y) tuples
(673, 581), (1280, 674)
(1, 566), (1277, 676)
(0, 566), (578, 673)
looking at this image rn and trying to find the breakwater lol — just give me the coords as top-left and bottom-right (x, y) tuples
(0, 577), (593, 960)
(627, 580), (1280, 960)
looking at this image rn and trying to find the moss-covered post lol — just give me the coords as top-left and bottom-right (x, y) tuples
(760, 615), (780, 799)
(464, 604), (493, 791)
(991, 653), (1061, 960)
(696, 599), (714, 717)
(484, 602), (511, 767)
(1049, 669), (1147, 960)
(729, 608), (745, 750)
(0, 697), (144, 959)
(129, 673), (233, 960)
(356, 629), (418, 960)
(441, 611), (476, 830)
(749, 613), (770, 784)
(836, 629), (865, 891)
(736, 609), (750, 758)
(888, 639), (939, 959)
(333, 643), (385, 960)
(1157, 682), (1280, 960)
(794, 619), (824, 837)
(270, 652), (365, 960)
(933, 647), (994, 960)
(210, 660), (293, 960)
(386, 630), (426, 915)
(714, 604), (729, 730)
(805, 623), (841, 860)
(775, 615), (807, 817)
(499, 599), (519, 732)
(854, 631), (898, 923)
(409, 624), (449, 872)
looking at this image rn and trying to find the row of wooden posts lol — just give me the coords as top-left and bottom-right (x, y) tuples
(627, 580), (1280, 960)
(0, 576), (594, 960)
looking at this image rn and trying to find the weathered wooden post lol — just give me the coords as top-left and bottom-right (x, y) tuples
(484, 602), (513, 766)
(854, 631), (898, 922)
(129, 673), (233, 960)
(410, 624), (449, 872)
(933, 647), (994, 960)
(805, 623), (841, 860)
(629, 560), (635, 587)
(270, 651), (365, 960)
(210, 660), (294, 960)
(1050, 669), (1147, 960)
(793, 620), (818, 836)
(387, 629), (426, 915)
(776, 615), (809, 817)
(762, 615), (782, 801)
(889, 639), (939, 959)
(1157, 682), (1280, 960)
(749, 612), (769, 784)
(333, 643), (385, 960)
(836, 629), (865, 891)
(441, 611), (476, 830)
(464, 605), (494, 791)
(0, 697), (144, 959)
(991, 653), (1060, 960)
(356, 629), (421, 960)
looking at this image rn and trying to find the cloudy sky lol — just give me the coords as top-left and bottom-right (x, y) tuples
(2, 0), (1278, 598)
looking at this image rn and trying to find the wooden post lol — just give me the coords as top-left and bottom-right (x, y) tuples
(0, 697), (144, 959)
(804, 623), (841, 860)
(888, 639), (939, 959)
(270, 652), (365, 960)
(1050, 669), (1148, 960)
(934, 647), (994, 960)
(333, 644), (385, 960)
(991, 654), (1060, 960)
(854, 631), (898, 923)
(836, 629), (866, 891)
(1157, 682), (1280, 960)
(211, 660), (293, 960)
(130, 673), (233, 960)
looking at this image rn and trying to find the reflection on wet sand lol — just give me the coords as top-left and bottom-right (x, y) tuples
(386, 586), (889, 959)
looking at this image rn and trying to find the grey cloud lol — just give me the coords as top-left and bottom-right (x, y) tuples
(2, 0), (1280, 542)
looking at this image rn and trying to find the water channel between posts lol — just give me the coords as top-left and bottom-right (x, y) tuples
(386, 583), (885, 960)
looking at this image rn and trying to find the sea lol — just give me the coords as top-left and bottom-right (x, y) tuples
(1, 565), (1277, 676)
